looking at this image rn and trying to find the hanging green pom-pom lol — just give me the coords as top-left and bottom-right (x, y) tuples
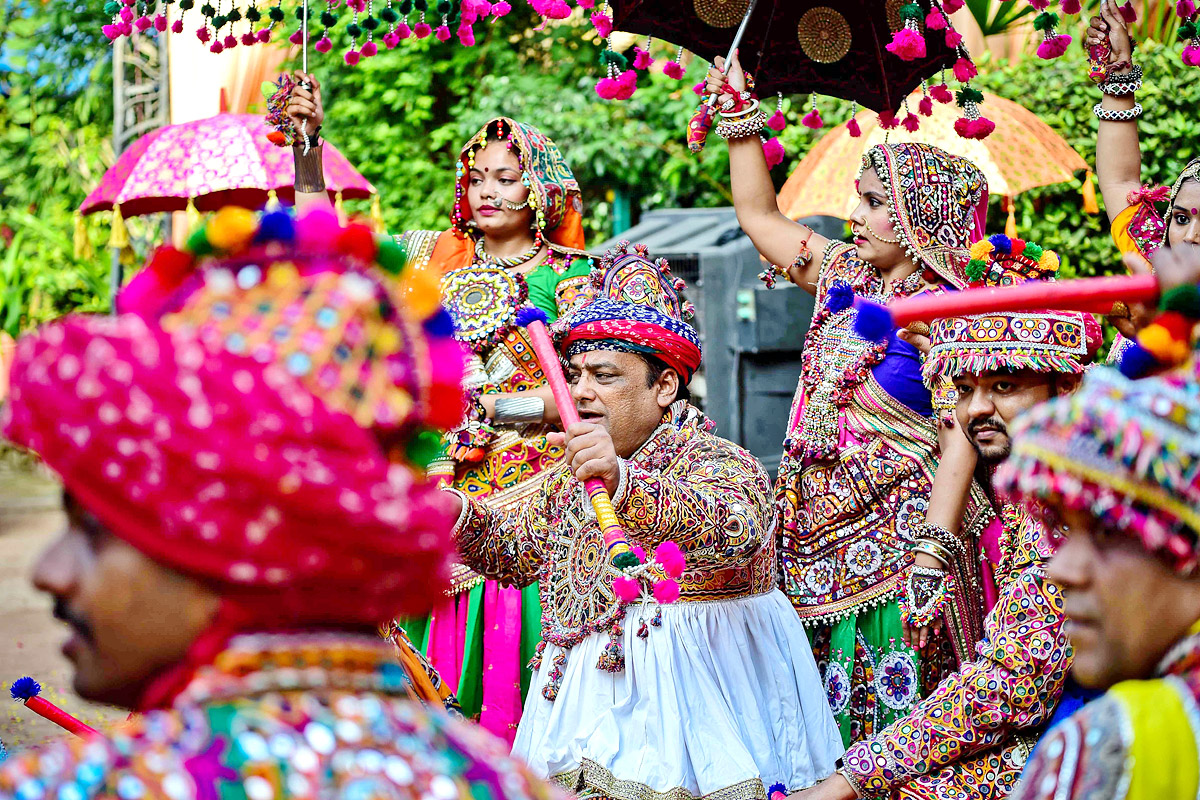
(104, 1), (121, 14)
(180, 0), (195, 10)
(376, 238), (407, 275)
(227, 7), (242, 22)
(1023, 242), (1044, 261)
(1180, 21), (1198, 39)
(1033, 11), (1059, 32)
(899, 2), (922, 22)
(212, 14), (227, 27)
(413, 0), (427, 11)
(612, 551), (640, 569)
(600, 49), (629, 70)
(966, 259), (986, 281)
(435, 0), (450, 13)
(398, 0), (413, 13)
(406, 429), (446, 470)
(363, 14), (379, 29)
(346, 21), (362, 36)
(956, 86), (984, 106)
(380, 6), (398, 22)
(246, 5), (261, 21)
(200, 2), (215, 15)
(320, 9), (337, 25)
(268, 5), (284, 20)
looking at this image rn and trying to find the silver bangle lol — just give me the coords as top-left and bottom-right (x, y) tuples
(716, 111), (766, 140)
(492, 395), (545, 425)
(1093, 101), (1142, 121)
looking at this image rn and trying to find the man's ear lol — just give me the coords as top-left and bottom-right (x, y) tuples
(1058, 372), (1084, 396)
(655, 367), (680, 409)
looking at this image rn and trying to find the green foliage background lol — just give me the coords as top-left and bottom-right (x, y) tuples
(3, 3), (1199, 336)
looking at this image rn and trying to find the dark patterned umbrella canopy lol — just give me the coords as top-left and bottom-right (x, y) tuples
(610, 0), (958, 112)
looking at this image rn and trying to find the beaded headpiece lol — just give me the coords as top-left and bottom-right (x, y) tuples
(996, 359), (1200, 575)
(452, 117), (585, 252)
(118, 206), (467, 467)
(860, 142), (988, 289)
(559, 242), (702, 382)
(1166, 158), (1200, 246)
(923, 234), (1102, 384)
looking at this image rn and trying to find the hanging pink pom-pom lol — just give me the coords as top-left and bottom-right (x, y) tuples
(381, 30), (399, 47)
(878, 109), (899, 129)
(315, 35), (333, 51)
(692, 80), (706, 95)
(414, 21), (432, 37)
(930, 83), (953, 103)
(654, 541), (686, 578)
(801, 107), (824, 129)
(972, 116), (996, 138)
(435, 24), (451, 40)
(102, 23), (120, 39)
(154, 14), (167, 30)
(885, 27), (926, 60)
(633, 47), (653, 70)
(902, 112), (920, 132)
(614, 68), (638, 99)
(289, 28), (303, 43)
(1184, 44), (1200, 66)
(613, 576), (642, 603)
(223, 33), (237, 47)
(196, 25), (211, 42)
(1037, 33), (1072, 58)
(396, 21), (412, 37)
(458, 23), (475, 44)
(1179, 0), (1196, 16)
(544, 0), (570, 18)
(209, 40), (224, 52)
(925, 8), (946, 29)
(955, 116), (995, 139)
(762, 137), (785, 169)
(491, 0), (510, 16)
(631, 545), (647, 562)
(1061, 0), (1081, 13)
(361, 39), (377, 56)
(953, 57), (978, 82)
(653, 579), (681, 605)
(119, 6), (134, 21)
(171, 18), (183, 32)
(257, 28), (271, 42)
(591, 11), (612, 37)
(241, 31), (256, 44)
(944, 28), (963, 46)
(460, 9), (478, 25)
(595, 76), (621, 99)
(847, 117), (862, 137)
(344, 48), (361, 64)
(942, 0), (964, 10)
(134, 15), (152, 30)
(119, 19), (133, 35)
(1028, 0), (1050, 9)
(918, 95), (933, 116)
(662, 60), (684, 79)
(766, 110), (787, 131)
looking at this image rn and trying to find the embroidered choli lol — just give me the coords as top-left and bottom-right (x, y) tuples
(452, 402), (776, 649)
(841, 507), (1069, 799)
(0, 632), (563, 800)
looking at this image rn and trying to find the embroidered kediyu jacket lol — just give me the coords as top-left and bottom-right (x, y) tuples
(453, 401), (775, 682)
(1013, 622), (1200, 800)
(0, 632), (564, 800)
(841, 505), (1071, 800)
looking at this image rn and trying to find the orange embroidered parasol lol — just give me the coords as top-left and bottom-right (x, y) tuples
(778, 89), (1091, 227)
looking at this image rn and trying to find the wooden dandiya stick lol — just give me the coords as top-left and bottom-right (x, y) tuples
(516, 308), (631, 558)
(10, 677), (99, 738)
(855, 274), (1160, 340)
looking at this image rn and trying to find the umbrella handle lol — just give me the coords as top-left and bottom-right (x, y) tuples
(687, 0), (758, 154)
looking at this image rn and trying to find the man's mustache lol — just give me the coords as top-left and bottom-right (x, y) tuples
(967, 416), (1007, 438)
(53, 599), (94, 644)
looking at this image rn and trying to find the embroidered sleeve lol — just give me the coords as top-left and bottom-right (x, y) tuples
(843, 567), (1069, 795)
(452, 475), (557, 587)
(615, 435), (772, 569)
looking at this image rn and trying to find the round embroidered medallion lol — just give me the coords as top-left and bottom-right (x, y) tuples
(824, 663), (851, 715)
(846, 541), (883, 578)
(693, 0), (750, 28)
(797, 7), (852, 64)
(441, 265), (528, 353)
(876, 651), (920, 711)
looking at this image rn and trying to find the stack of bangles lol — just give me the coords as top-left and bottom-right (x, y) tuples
(715, 90), (766, 140)
(901, 521), (961, 628)
(1094, 63), (1142, 121)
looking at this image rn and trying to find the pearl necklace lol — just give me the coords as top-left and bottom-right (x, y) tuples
(473, 237), (542, 269)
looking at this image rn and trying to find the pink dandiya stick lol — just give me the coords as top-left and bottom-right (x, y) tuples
(855, 274), (1160, 340)
(10, 677), (99, 738)
(516, 308), (630, 555)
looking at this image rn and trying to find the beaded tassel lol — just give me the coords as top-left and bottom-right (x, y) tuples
(527, 639), (546, 672)
(596, 621), (625, 672)
(541, 652), (567, 701)
(651, 607), (662, 627)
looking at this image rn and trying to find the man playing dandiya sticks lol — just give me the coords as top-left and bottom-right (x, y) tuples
(993, 252), (1200, 799)
(0, 208), (565, 800)
(445, 242), (844, 800)
(792, 235), (1103, 800)
(287, 75), (595, 740)
(705, 54), (994, 745)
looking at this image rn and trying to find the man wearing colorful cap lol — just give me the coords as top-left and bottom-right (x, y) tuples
(999, 281), (1200, 800)
(446, 243), (844, 800)
(795, 236), (1102, 800)
(0, 208), (561, 800)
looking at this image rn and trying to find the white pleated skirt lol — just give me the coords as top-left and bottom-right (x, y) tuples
(512, 589), (844, 800)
